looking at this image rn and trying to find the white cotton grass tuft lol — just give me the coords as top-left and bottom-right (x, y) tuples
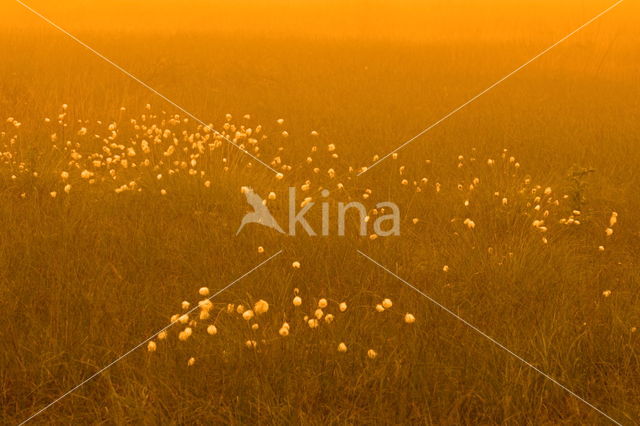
(254, 299), (269, 314)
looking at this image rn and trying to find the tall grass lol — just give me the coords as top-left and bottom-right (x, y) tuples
(1, 23), (639, 424)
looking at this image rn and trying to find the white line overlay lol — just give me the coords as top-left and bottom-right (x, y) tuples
(20, 250), (283, 425)
(357, 250), (622, 425)
(358, 0), (624, 176)
(14, 0), (280, 175)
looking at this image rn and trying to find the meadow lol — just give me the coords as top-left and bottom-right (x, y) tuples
(1, 1), (640, 424)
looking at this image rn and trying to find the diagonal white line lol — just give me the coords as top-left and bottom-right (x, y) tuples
(358, 0), (625, 176)
(19, 250), (283, 425)
(14, 0), (280, 176)
(356, 250), (622, 425)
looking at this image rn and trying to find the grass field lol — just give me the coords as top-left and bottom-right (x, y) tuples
(1, 0), (640, 424)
